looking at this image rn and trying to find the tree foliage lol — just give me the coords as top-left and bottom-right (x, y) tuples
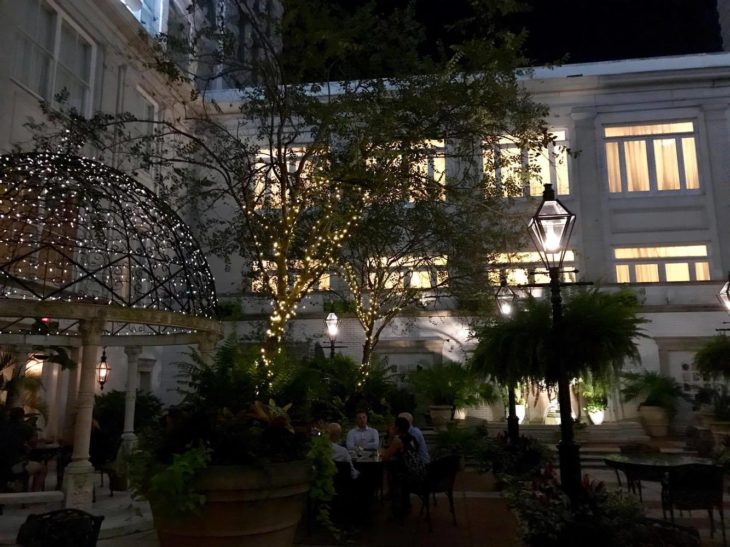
(25, 0), (550, 362)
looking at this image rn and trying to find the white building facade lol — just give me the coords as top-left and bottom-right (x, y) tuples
(2, 1), (730, 429)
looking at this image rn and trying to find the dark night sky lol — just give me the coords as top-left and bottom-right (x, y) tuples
(415, 0), (723, 65)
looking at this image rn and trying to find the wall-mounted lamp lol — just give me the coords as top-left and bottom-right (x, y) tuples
(96, 348), (110, 390)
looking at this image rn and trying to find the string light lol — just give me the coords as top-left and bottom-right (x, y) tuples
(0, 152), (218, 336)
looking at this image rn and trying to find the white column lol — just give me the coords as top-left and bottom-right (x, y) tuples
(44, 362), (64, 441)
(121, 345), (141, 446)
(62, 347), (82, 444)
(198, 333), (218, 363)
(63, 319), (102, 511)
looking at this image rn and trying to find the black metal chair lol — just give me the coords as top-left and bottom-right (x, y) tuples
(661, 463), (726, 546)
(16, 508), (105, 547)
(411, 453), (460, 531)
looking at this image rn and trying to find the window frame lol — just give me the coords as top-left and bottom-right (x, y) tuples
(12, 0), (97, 117)
(484, 130), (571, 198)
(603, 120), (701, 196)
(612, 243), (711, 284)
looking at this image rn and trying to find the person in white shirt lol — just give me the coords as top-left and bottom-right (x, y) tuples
(398, 411), (430, 464)
(328, 423), (359, 479)
(345, 410), (380, 451)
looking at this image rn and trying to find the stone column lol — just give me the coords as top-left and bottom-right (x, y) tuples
(62, 347), (82, 444)
(45, 362), (65, 441)
(197, 332), (218, 363)
(121, 346), (141, 448)
(63, 319), (103, 511)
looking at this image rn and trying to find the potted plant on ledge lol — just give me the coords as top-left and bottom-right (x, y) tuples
(129, 337), (332, 547)
(410, 360), (492, 430)
(621, 371), (688, 437)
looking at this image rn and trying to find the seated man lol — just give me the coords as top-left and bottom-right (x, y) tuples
(345, 410), (379, 451)
(2, 408), (46, 491)
(398, 412), (430, 464)
(328, 423), (359, 479)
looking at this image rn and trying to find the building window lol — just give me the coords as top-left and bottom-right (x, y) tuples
(491, 251), (576, 286)
(613, 244), (710, 283)
(411, 140), (446, 202)
(13, 0), (94, 113)
(484, 130), (570, 198)
(127, 87), (159, 173)
(121, 0), (163, 35)
(604, 122), (700, 194)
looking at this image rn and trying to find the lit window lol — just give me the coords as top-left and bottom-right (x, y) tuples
(485, 130), (570, 197)
(604, 122), (700, 194)
(491, 251), (576, 285)
(411, 140), (446, 202)
(613, 244), (710, 283)
(366, 256), (448, 290)
(13, 1), (94, 113)
(252, 147), (320, 209)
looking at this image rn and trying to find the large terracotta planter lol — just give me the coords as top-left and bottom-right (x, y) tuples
(429, 405), (453, 431)
(153, 461), (311, 547)
(639, 405), (669, 437)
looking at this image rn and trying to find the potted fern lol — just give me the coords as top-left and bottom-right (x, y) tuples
(621, 371), (688, 437)
(410, 361), (489, 430)
(129, 338), (332, 547)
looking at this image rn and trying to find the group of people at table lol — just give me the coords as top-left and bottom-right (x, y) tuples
(327, 410), (431, 520)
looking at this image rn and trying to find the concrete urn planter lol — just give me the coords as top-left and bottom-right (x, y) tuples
(639, 405), (669, 437)
(152, 461), (311, 547)
(587, 409), (605, 426)
(429, 405), (453, 431)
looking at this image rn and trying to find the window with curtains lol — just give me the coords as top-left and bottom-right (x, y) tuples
(13, 0), (94, 113)
(604, 122), (700, 194)
(484, 130), (570, 198)
(490, 251), (576, 285)
(613, 244), (710, 283)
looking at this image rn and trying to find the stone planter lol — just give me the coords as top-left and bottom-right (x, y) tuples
(639, 405), (669, 437)
(429, 405), (453, 431)
(153, 461), (311, 547)
(587, 409), (605, 426)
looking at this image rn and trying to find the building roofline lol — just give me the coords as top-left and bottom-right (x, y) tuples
(524, 52), (730, 80)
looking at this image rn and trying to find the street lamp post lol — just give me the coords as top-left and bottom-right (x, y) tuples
(495, 272), (521, 443)
(528, 183), (581, 497)
(325, 312), (340, 359)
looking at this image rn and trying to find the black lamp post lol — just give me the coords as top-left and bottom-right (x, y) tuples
(527, 183), (580, 497)
(495, 272), (520, 443)
(96, 348), (110, 391)
(325, 312), (340, 359)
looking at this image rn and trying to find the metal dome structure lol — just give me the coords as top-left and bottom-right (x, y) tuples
(0, 152), (218, 336)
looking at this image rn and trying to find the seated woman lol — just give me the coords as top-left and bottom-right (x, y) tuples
(381, 416), (426, 517)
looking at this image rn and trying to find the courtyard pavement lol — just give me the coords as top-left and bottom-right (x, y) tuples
(2, 439), (728, 546)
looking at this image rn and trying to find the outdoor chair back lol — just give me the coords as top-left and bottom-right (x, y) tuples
(409, 453), (461, 532)
(661, 463), (725, 546)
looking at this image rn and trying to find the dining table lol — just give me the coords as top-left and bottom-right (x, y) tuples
(603, 453), (712, 501)
(350, 449), (384, 506)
